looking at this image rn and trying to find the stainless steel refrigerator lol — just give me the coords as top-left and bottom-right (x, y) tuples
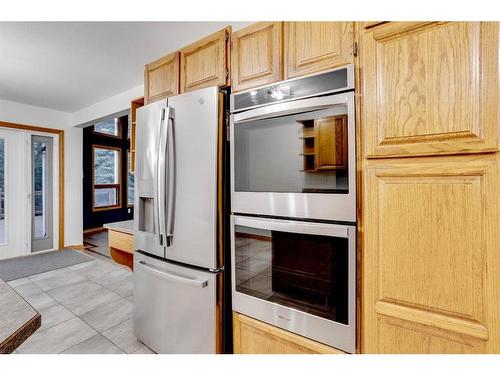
(133, 86), (229, 354)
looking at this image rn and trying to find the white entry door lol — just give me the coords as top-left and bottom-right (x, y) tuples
(0, 128), (30, 259)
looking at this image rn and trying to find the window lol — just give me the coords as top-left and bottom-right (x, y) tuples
(127, 151), (134, 206)
(0, 139), (5, 244)
(93, 146), (121, 210)
(94, 118), (121, 138)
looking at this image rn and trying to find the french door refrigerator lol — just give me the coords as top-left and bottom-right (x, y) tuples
(133, 86), (230, 354)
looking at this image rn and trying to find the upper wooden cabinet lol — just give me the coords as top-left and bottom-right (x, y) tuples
(284, 22), (354, 79)
(359, 22), (499, 158)
(180, 27), (231, 93)
(362, 154), (500, 353)
(231, 22), (283, 93)
(144, 51), (180, 104)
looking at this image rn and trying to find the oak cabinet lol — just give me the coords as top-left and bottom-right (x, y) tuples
(284, 22), (354, 79)
(180, 27), (230, 93)
(108, 229), (133, 270)
(231, 22), (283, 93)
(301, 115), (348, 172)
(233, 312), (344, 354)
(129, 96), (144, 172)
(359, 22), (499, 158)
(362, 154), (500, 353)
(144, 51), (180, 104)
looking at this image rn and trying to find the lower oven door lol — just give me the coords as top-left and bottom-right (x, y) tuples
(231, 215), (356, 353)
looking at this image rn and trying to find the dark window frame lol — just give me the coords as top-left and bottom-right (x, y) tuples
(92, 144), (122, 211)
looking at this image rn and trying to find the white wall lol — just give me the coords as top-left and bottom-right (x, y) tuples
(72, 84), (144, 127)
(0, 99), (83, 247)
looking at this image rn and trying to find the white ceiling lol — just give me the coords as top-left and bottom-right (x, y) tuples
(0, 22), (252, 112)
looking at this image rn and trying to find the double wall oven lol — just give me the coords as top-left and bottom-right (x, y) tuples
(230, 65), (357, 353)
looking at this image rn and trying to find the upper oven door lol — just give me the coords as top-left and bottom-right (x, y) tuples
(230, 91), (356, 222)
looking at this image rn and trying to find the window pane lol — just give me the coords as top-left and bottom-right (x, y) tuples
(0, 139), (5, 244)
(94, 118), (119, 137)
(33, 141), (47, 239)
(94, 187), (118, 208)
(94, 148), (119, 184)
(127, 152), (134, 206)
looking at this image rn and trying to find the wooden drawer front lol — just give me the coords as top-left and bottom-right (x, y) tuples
(231, 22), (283, 92)
(360, 22), (499, 158)
(362, 154), (500, 353)
(233, 312), (344, 354)
(284, 22), (354, 79)
(144, 51), (180, 104)
(108, 230), (134, 254)
(180, 27), (230, 93)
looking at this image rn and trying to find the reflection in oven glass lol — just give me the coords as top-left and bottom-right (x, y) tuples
(235, 226), (348, 324)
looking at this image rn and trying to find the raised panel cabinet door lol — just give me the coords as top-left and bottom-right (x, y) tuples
(362, 154), (500, 353)
(180, 27), (230, 93)
(144, 51), (180, 104)
(360, 22), (499, 158)
(232, 312), (344, 354)
(231, 22), (283, 93)
(314, 115), (348, 170)
(284, 22), (354, 79)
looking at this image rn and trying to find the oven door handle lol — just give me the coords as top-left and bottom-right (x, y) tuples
(233, 216), (352, 239)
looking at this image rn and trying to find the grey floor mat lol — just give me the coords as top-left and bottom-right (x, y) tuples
(0, 249), (94, 281)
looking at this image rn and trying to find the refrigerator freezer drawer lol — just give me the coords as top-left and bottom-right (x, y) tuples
(133, 251), (217, 353)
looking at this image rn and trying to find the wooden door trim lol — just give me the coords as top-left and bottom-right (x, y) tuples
(0, 121), (64, 249)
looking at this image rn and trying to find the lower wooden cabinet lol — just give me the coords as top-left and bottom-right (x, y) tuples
(362, 153), (500, 353)
(232, 312), (344, 354)
(108, 229), (133, 270)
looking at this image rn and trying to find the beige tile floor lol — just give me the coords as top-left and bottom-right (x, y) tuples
(8, 254), (155, 354)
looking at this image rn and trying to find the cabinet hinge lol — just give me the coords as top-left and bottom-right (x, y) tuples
(225, 68), (230, 79)
(225, 29), (230, 41)
(353, 42), (358, 57)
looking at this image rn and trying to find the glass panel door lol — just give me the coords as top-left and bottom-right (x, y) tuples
(0, 129), (30, 259)
(0, 139), (5, 245)
(32, 135), (54, 252)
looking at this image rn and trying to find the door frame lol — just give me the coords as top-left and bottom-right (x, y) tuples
(0, 121), (64, 249)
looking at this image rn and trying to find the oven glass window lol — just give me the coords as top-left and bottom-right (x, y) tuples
(234, 225), (348, 324)
(234, 106), (349, 194)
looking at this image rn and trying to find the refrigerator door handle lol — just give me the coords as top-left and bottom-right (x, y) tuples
(155, 108), (167, 247)
(137, 260), (208, 288)
(165, 107), (176, 246)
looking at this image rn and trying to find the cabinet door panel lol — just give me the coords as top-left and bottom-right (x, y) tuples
(285, 22), (354, 79)
(233, 312), (344, 354)
(360, 22), (499, 157)
(144, 52), (179, 104)
(180, 27), (230, 93)
(231, 22), (282, 92)
(362, 154), (500, 353)
(314, 115), (348, 170)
